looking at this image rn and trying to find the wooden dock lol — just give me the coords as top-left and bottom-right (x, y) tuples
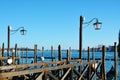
(0, 42), (118, 80)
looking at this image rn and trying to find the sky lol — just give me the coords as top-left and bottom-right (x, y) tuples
(0, 0), (120, 49)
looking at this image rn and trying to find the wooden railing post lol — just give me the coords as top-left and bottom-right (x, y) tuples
(114, 42), (118, 80)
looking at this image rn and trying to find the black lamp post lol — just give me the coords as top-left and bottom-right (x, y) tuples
(7, 25), (27, 58)
(79, 16), (102, 72)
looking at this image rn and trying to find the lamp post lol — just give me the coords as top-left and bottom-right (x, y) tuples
(7, 25), (27, 58)
(79, 16), (102, 72)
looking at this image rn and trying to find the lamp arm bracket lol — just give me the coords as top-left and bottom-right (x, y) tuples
(10, 27), (24, 35)
(83, 18), (98, 24)
(10, 27), (24, 32)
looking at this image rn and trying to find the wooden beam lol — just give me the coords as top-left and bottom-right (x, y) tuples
(0, 57), (19, 61)
(36, 72), (44, 80)
(48, 72), (58, 80)
(90, 62), (102, 80)
(61, 68), (71, 80)
(78, 65), (89, 80)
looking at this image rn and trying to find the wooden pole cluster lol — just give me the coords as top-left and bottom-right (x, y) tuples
(0, 43), (119, 80)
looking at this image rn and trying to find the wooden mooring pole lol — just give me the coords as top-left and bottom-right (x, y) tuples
(58, 45), (62, 61)
(34, 44), (37, 63)
(92, 47), (94, 61)
(58, 45), (62, 78)
(114, 42), (118, 80)
(0, 43), (4, 66)
(26, 47), (28, 64)
(21, 48), (24, 64)
(34, 44), (38, 69)
(2, 43), (4, 57)
(51, 46), (54, 62)
(87, 47), (90, 80)
(102, 45), (106, 80)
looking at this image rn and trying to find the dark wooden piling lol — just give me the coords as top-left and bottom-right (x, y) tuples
(58, 45), (62, 78)
(0, 43), (4, 66)
(0, 47), (2, 66)
(51, 46), (54, 62)
(87, 47), (90, 80)
(15, 44), (17, 57)
(102, 45), (106, 80)
(21, 48), (24, 64)
(69, 47), (71, 60)
(34, 44), (37, 63)
(67, 50), (69, 64)
(42, 46), (44, 57)
(92, 48), (94, 61)
(114, 42), (118, 80)
(16, 44), (20, 64)
(41, 46), (44, 62)
(58, 45), (62, 61)
(2, 43), (4, 57)
(26, 47), (28, 64)
(12, 47), (15, 65)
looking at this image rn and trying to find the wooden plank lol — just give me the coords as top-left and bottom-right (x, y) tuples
(0, 60), (96, 71)
(0, 61), (94, 78)
(0, 57), (19, 61)
(73, 68), (81, 76)
(61, 68), (71, 80)
(0, 61), (64, 70)
(36, 72), (44, 80)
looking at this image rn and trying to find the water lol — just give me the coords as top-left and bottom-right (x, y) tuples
(4, 50), (120, 79)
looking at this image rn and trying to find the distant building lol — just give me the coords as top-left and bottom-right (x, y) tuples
(108, 46), (114, 52)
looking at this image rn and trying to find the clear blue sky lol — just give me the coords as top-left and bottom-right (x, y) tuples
(0, 0), (120, 49)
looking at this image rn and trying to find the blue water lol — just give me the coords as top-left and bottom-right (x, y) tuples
(4, 50), (120, 79)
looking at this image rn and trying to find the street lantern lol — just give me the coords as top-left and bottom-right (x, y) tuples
(79, 16), (102, 59)
(20, 28), (27, 35)
(93, 19), (102, 30)
(7, 25), (27, 58)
